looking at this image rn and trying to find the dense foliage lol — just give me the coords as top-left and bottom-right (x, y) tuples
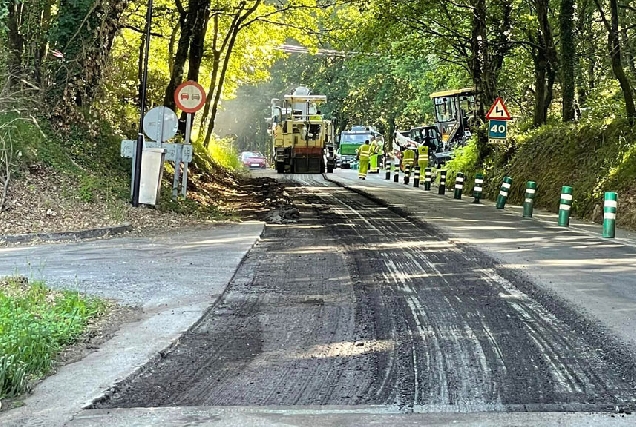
(1, 0), (635, 218)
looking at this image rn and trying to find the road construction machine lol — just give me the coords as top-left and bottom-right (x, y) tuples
(429, 87), (476, 147)
(268, 86), (336, 174)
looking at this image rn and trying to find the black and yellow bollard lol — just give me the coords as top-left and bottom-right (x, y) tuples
(404, 165), (411, 185)
(413, 166), (420, 188)
(385, 158), (391, 180)
(438, 170), (447, 195)
(424, 168), (432, 191)
(454, 172), (464, 199)
(393, 161), (399, 183)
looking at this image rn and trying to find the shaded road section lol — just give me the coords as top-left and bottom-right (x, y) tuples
(94, 175), (636, 413)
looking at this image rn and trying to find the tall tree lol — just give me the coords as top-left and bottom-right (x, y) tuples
(560, 0), (576, 121)
(594, 0), (636, 124)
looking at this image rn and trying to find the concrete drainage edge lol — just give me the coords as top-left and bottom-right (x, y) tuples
(0, 223), (133, 245)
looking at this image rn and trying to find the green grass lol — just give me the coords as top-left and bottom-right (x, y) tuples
(0, 278), (106, 398)
(444, 119), (636, 229)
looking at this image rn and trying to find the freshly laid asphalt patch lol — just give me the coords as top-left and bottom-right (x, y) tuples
(93, 176), (636, 412)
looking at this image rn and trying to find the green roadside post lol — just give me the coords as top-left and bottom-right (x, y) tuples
(558, 185), (573, 227)
(523, 181), (537, 218)
(454, 172), (464, 199)
(603, 192), (617, 238)
(473, 173), (484, 203)
(496, 176), (513, 209)
(438, 170), (447, 195)
(424, 168), (432, 191)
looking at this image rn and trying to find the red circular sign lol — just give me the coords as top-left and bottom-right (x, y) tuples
(174, 81), (206, 113)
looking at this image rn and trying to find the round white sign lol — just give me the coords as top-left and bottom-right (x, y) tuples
(143, 106), (179, 142)
(175, 81), (206, 113)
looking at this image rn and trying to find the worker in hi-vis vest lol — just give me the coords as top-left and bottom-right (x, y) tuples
(402, 146), (416, 171)
(369, 137), (381, 173)
(417, 144), (429, 170)
(356, 140), (372, 180)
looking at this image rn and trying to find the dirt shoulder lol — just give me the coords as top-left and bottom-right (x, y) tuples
(0, 165), (291, 243)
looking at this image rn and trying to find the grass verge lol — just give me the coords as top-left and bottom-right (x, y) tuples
(0, 277), (106, 399)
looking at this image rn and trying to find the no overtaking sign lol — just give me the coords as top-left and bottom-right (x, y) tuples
(175, 81), (206, 113)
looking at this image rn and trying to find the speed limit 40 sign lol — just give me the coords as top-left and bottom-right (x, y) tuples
(174, 81), (206, 113)
(488, 120), (507, 139)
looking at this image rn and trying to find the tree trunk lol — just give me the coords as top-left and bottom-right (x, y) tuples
(532, 0), (558, 127)
(163, 6), (197, 111)
(7, 1), (24, 84)
(178, 1), (210, 133)
(48, 0), (129, 109)
(608, 0), (635, 124)
(559, 0), (576, 121)
(204, 28), (240, 147)
(533, 55), (548, 127)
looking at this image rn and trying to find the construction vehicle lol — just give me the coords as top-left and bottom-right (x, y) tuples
(268, 86), (336, 173)
(429, 87), (476, 147)
(409, 125), (451, 169)
(337, 126), (381, 169)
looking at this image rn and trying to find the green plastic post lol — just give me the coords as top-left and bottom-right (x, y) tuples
(453, 172), (464, 199)
(603, 192), (617, 238)
(523, 181), (537, 218)
(496, 176), (513, 209)
(558, 185), (573, 227)
(473, 173), (484, 203)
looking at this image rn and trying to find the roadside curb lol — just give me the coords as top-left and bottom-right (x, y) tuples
(324, 173), (636, 248)
(0, 223), (133, 245)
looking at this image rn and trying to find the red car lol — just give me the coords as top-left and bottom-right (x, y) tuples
(240, 151), (267, 169)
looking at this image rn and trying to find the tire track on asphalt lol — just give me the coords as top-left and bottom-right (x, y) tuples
(96, 174), (636, 412)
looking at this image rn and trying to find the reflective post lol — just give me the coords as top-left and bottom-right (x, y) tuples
(558, 185), (573, 227)
(603, 192), (617, 238)
(454, 172), (464, 199)
(523, 181), (537, 218)
(424, 168), (432, 191)
(496, 176), (513, 209)
(438, 170), (447, 195)
(473, 173), (484, 203)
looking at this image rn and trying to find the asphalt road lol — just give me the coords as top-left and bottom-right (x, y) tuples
(89, 174), (636, 418)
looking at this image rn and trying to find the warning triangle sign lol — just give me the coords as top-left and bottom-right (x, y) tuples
(485, 97), (512, 120)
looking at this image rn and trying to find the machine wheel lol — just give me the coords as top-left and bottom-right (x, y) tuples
(276, 162), (285, 174)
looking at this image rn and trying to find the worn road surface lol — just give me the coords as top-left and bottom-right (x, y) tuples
(77, 173), (636, 426)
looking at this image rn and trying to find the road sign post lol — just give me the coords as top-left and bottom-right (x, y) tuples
(174, 81), (206, 199)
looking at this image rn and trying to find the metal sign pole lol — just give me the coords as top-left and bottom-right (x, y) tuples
(172, 146), (182, 200)
(131, 0), (154, 207)
(182, 113), (192, 197)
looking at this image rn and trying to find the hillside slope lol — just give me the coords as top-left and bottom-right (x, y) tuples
(445, 120), (636, 230)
